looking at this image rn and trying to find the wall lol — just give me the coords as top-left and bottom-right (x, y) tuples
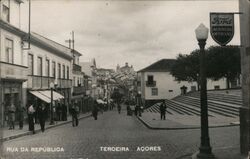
(24, 44), (72, 80)
(1, 0), (21, 29)
(0, 29), (24, 65)
(140, 71), (227, 100)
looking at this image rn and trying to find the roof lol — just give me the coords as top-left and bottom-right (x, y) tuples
(15, 0), (24, 3)
(137, 59), (176, 73)
(0, 20), (26, 37)
(30, 32), (73, 60)
(72, 49), (82, 56)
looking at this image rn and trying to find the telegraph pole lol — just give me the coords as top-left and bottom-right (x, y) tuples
(239, 0), (250, 155)
(65, 31), (75, 49)
(72, 31), (75, 50)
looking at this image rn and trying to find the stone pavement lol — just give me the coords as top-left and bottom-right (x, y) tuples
(2, 110), (242, 159)
(135, 112), (247, 159)
(0, 112), (92, 142)
(138, 112), (239, 130)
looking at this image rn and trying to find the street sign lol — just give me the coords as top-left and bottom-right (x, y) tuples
(210, 12), (234, 46)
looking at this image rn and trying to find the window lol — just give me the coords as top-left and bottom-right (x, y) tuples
(45, 59), (50, 77)
(52, 61), (56, 78)
(58, 63), (61, 79)
(5, 38), (13, 63)
(147, 75), (154, 85)
(151, 88), (158, 96)
(66, 66), (69, 79)
(28, 54), (33, 75)
(37, 57), (42, 76)
(62, 65), (65, 79)
(3, 4), (10, 22)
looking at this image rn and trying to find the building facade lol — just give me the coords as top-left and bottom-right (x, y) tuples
(71, 50), (87, 112)
(0, 0), (28, 127)
(137, 59), (228, 107)
(24, 32), (73, 119)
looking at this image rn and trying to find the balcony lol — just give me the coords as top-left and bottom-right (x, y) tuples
(73, 64), (81, 72)
(28, 76), (72, 89)
(0, 61), (28, 81)
(72, 86), (86, 96)
(146, 81), (156, 87)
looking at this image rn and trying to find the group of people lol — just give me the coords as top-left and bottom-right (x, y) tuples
(6, 102), (70, 133)
(7, 102), (28, 130)
(27, 103), (47, 134)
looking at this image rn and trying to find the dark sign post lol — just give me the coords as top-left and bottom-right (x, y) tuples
(210, 13), (234, 46)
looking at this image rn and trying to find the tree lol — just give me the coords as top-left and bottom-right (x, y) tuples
(170, 50), (200, 89)
(170, 45), (241, 90)
(206, 45), (240, 89)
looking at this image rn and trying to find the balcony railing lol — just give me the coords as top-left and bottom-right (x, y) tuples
(73, 64), (81, 72)
(0, 61), (28, 81)
(146, 81), (156, 87)
(28, 76), (72, 89)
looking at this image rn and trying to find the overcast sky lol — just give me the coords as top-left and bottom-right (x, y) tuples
(20, 0), (240, 71)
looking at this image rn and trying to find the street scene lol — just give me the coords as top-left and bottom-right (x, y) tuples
(0, 0), (250, 159)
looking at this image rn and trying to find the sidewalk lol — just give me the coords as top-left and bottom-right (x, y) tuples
(138, 112), (239, 130)
(188, 147), (248, 159)
(136, 113), (248, 159)
(0, 113), (92, 142)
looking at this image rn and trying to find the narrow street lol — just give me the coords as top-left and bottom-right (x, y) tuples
(2, 106), (239, 159)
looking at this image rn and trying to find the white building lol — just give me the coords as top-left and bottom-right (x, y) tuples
(0, 0), (28, 127)
(80, 59), (97, 98)
(24, 32), (73, 112)
(137, 59), (227, 107)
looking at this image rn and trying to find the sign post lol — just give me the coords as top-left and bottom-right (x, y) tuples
(239, 0), (250, 155)
(210, 12), (234, 46)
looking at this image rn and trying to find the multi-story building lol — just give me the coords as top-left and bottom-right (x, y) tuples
(25, 32), (73, 113)
(0, 0), (28, 127)
(80, 58), (97, 98)
(71, 50), (86, 112)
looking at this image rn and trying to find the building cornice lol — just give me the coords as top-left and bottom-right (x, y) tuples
(29, 34), (73, 60)
(0, 20), (26, 37)
(15, 0), (24, 3)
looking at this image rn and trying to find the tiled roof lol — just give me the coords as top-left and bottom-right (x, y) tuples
(138, 59), (176, 72)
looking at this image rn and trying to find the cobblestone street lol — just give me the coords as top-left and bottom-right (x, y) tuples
(2, 109), (239, 159)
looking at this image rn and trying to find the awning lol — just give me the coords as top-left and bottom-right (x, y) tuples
(39, 90), (64, 100)
(29, 90), (64, 103)
(29, 91), (51, 103)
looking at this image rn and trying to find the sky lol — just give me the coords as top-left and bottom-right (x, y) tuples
(20, 0), (240, 71)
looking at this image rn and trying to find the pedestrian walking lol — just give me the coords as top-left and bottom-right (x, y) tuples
(28, 104), (36, 134)
(56, 103), (62, 121)
(8, 103), (16, 130)
(134, 105), (138, 116)
(70, 103), (79, 127)
(17, 102), (25, 130)
(62, 103), (67, 121)
(117, 103), (121, 114)
(37, 104), (47, 132)
(160, 100), (167, 120)
(92, 100), (98, 120)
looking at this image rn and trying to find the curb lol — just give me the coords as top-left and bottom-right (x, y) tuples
(1, 114), (92, 142)
(136, 116), (240, 130)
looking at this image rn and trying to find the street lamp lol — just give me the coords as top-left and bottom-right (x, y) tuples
(195, 23), (215, 159)
(50, 82), (55, 125)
